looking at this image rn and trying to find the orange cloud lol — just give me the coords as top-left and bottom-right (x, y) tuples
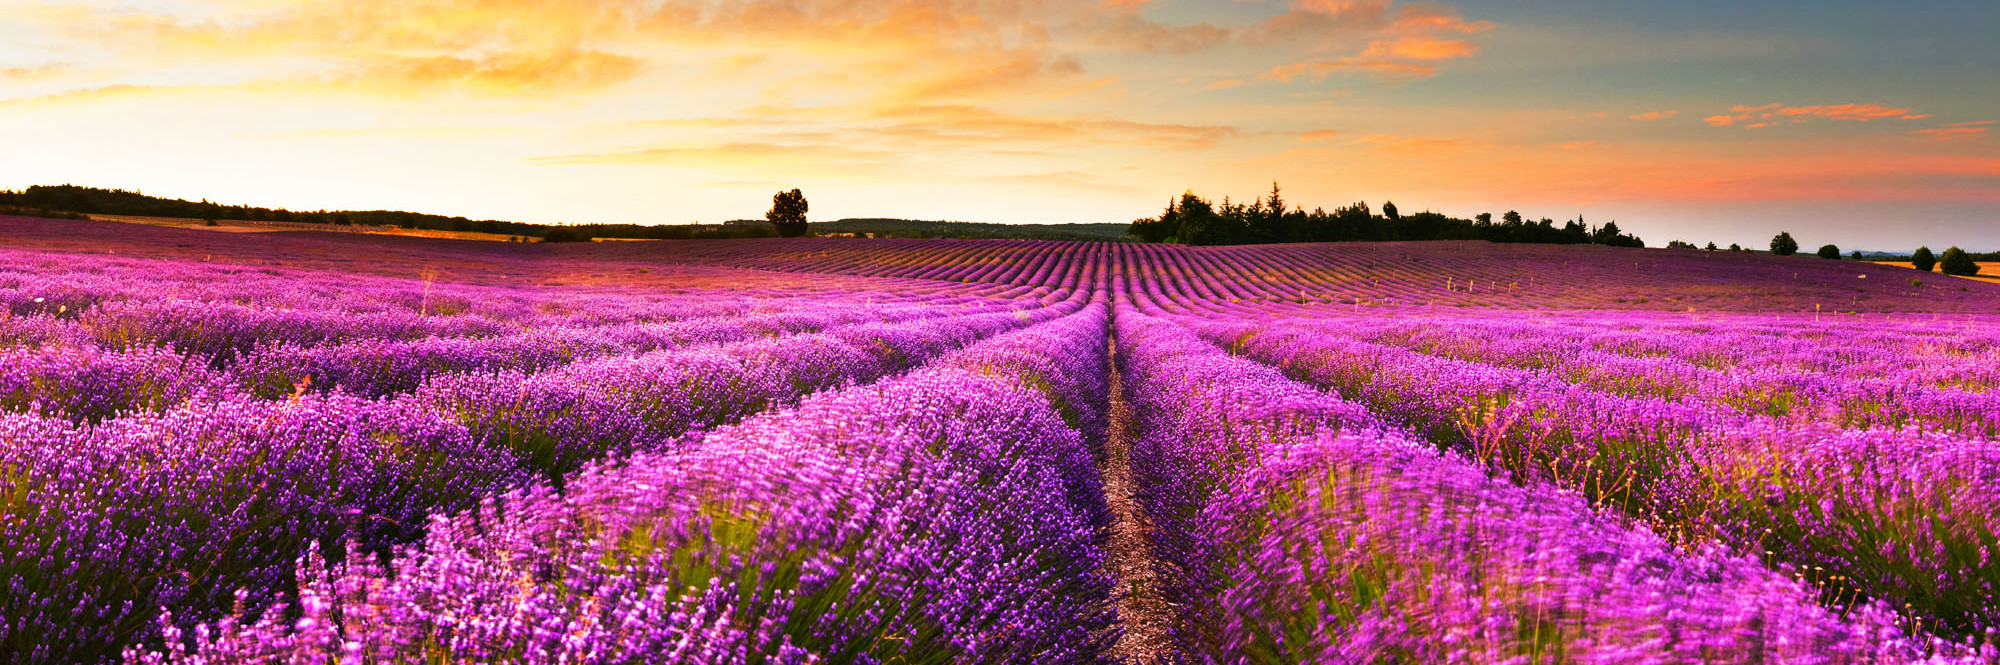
(1259, 59), (1437, 82)
(1381, 4), (1494, 36)
(1918, 122), (1994, 141)
(345, 49), (642, 96)
(1298, 129), (1344, 141)
(865, 105), (1236, 148)
(1254, 2), (1489, 83)
(1917, 127), (1988, 140)
(1705, 103), (1918, 128)
(1094, 15), (1232, 54)
(22, 0), (1121, 103)
(1629, 110), (1677, 121)
(1, 64), (68, 81)
(1208, 79), (1244, 89)
(1356, 36), (1478, 60)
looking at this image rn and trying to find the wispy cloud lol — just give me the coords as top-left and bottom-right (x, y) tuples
(1254, 2), (1491, 82)
(1918, 121), (1994, 140)
(0, 64), (68, 81)
(1629, 110), (1677, 121)
(1704, 103), (1918, 128)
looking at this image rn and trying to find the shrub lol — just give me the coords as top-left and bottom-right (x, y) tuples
(1817, 244), (1840, 259)
(1939, 246), (1980, 276)
(1912, 246), (1937, 272)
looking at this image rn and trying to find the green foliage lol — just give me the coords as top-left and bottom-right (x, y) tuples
(0, 204), (88, 220)
(1911, 246), (1937, 272)
(1817, 244), (1841, 259)
(1940, 246), (1980, 276)
(767, 188), (810, 238)
(1666, 240), (1698, 250)
(820, 218), (1126, 241)
(539, 227), (595, 243)
(1770, 232), (1799, 256)
(1126, 186), (1644, 248)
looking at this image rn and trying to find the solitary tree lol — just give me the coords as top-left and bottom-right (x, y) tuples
(1940, 246), (1980, 276)
(1706, 242), (1718, 251)
(1850, 251), (1863, 261)
(1770, 232), (1799, 256)
(1382, 201), (1400, 221)
(1817, 244), (1841, 259)
(1912, 246), (1937, 272)
(767, 189), (809, 238)
(1729, 243), (1743, 252)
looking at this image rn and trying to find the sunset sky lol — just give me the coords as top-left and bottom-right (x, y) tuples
(3, 0), (1995, 250)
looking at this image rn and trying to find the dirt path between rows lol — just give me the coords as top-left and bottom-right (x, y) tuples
(1100, 338), (1179, 663)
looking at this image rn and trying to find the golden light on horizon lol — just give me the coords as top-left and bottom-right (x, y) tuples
(2, 0), (1995, 248)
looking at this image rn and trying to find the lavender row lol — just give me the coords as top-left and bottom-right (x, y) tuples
(1270, 311), (2000, 435)
(0, 247), (1044, 366)
(1187, 311), (2000, 641)
(0, 246), (1014, 326)
(134, 305), (1116, 664)
(0, 294), (1048, 423)
(0, 345), (225, 423)
(1241, 302), (2000, 392)
(6, 285), (1024, 365)
(229, 295), (1034, 399)
(0, 297), (1077, 663)
(1109, 302), (1978, 662)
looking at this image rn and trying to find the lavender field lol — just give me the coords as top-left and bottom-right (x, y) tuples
(4, 216), (1999, 664)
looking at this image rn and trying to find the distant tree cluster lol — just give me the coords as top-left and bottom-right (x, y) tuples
(1904, 245), (1980, 276)
(1126, 184), (1645, 248)
(0, 184), (594, 237)
(0, 184), (798, 241)
(539, 227), (595, 243)
(1754, 235), (1985, 277)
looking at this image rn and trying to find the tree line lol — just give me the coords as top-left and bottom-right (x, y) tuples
(1762, 231), (1983, 276)
(1126, 185), (1645, 248)
(0, 184), (1129, 243)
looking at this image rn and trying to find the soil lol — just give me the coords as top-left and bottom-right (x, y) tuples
(1099, 338), (1180, 664)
